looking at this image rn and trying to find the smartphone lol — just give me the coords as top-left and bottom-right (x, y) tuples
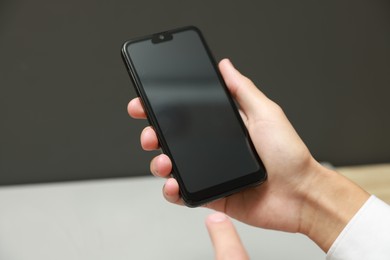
(122, 26), (267, 207)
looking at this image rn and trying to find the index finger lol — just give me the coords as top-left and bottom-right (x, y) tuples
(127, 97), (147, 119)
(206, 212), (249, 260)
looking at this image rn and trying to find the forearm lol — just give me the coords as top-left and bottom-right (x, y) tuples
(299, 161), (370, 252)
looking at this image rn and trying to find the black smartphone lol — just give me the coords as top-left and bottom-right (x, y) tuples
(122, 26), (267, 207)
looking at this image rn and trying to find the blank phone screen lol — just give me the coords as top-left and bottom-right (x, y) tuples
(125, 28), (264, 195)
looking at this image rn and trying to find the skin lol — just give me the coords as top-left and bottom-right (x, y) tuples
(127, 59), (370, 257)
(206, 212), (248, 260)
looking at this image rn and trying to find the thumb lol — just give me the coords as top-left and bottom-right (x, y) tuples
(219, 58), (269, 118)
(206, 212), (249, 260)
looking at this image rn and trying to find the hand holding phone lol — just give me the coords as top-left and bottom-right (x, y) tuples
(128, 58), (371, 254)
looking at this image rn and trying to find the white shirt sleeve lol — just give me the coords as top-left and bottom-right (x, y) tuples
(326, 195), (390, 260)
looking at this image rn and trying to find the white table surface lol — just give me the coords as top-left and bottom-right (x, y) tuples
(0, 176), (325, 260)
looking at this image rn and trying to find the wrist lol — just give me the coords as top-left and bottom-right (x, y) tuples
(298, 161), (370, 252)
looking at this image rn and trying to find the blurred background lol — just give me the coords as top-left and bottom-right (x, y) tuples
(1, 1), (389, 259)
(1, 0), (389, 184)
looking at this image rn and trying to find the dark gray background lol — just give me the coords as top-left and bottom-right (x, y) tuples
(1, 0), (389, 185)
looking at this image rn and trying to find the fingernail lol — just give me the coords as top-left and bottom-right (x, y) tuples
(226, 58), (235, 67)
(209, 212), (228, 223)
(224, 58), (232, 66)
(163, 178), (174, 196)
(163, 183), (168, 196)
(151, 164), (158, 176)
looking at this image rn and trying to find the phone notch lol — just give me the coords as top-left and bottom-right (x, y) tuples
(151, 31), (173, 44)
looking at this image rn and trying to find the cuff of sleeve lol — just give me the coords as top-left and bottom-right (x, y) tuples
(326, 195), (390, 260)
